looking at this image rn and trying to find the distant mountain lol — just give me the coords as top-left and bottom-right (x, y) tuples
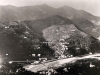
(1, 4), (100, 38)
(1, 4), (100, 39)
(0, 4), (56, 22)
(56, 5), (100, 23)
(0, 4), (100, 24)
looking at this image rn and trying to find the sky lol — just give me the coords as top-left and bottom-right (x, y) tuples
(0, 0), (100, 17)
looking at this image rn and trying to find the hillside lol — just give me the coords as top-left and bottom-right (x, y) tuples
(72, 18), (100, 39)
(22, 15), (73, 34)
(43, 24), (100, 57)
(0, 15), (100, 60)
(22, 15), (100, 57)
(0, 21), (54, 61)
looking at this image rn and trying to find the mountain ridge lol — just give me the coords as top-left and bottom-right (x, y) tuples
(0, 4), (100, 23)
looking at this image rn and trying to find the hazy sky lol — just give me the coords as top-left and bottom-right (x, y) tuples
(0, 0), (100, 17)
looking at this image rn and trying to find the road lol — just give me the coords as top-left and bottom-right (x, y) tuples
(23, 53), (100, 73)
